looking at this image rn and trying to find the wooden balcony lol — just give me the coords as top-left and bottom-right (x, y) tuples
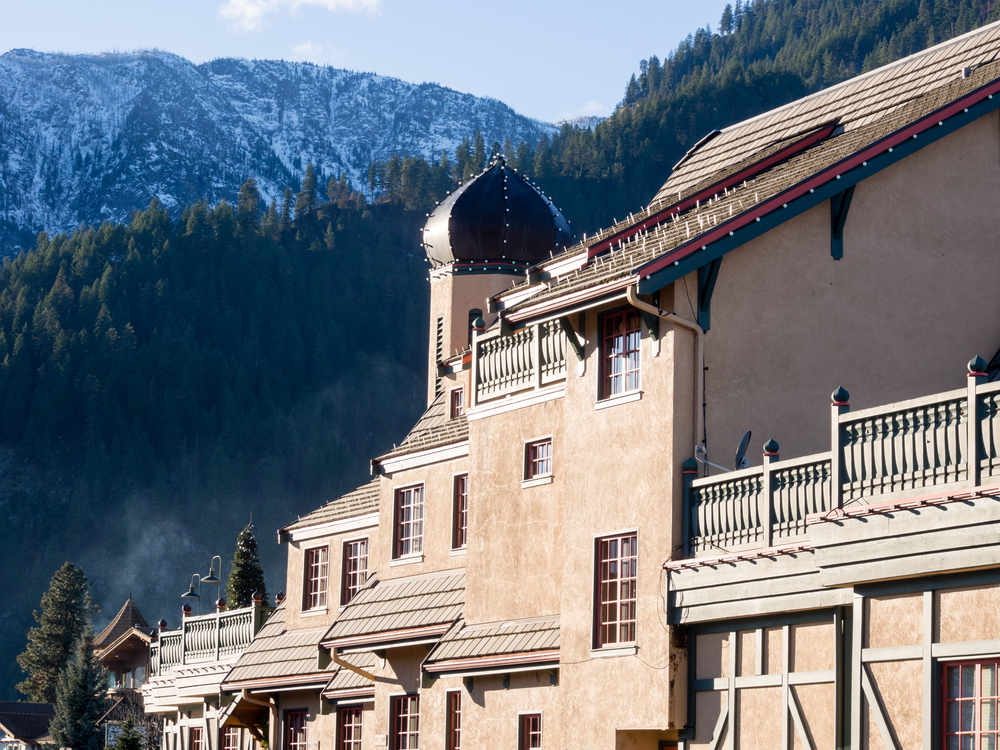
(149, 602), (271, 676)
(473, 320), (568, 405)
(682, 358), (1000, 558)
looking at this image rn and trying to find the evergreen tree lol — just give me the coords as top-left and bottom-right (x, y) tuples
(720, 3), (734, 34)
(472, 130), (486, 173)
(49, 633), (108, 750)
(237, 177), (262, 236)
(16, 562), (97, 703)
(107, 716), (144, 750)
(225, 518), (267, 608)
(279, 189), (293, 235)
(295, 163), (318, 219)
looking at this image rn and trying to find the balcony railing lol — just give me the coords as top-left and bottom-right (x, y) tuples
(474, 320), (569, 404)
(683, 359), (1000, 557)
(149, 602), (271, 675)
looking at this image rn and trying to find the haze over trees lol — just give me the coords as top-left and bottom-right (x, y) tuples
(2, 0), (998, 701)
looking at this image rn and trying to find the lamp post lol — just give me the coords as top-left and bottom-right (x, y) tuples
(202, 555), (223, 606)
(181, 574), (202, 615)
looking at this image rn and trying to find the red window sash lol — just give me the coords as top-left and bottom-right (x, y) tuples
(943, 660), (1000, 750)
(222, 728), (239, 750)
(304, 547), (329, 610)
(520, 714), (541, 750)
(391, 695), (420, 750)
(451, 388), (465, 419)
(395, 487), (424, 558)
(338, 707), (363, 750)
(601, 310), (641, 399)
(454, 475), (468, 548)
(596, 534), (637, 647)
(526, 440), (552, 479)
(446, 691), (461, 750)
(190, 728), (203, 750)
(342, 539), (369, 605)
(285, 712), (307, 750)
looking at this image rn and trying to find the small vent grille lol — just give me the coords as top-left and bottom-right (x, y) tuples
(435, 315), (444, 396)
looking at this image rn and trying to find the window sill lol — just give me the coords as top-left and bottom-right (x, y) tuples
(450, 547), (467, 557)
(301, 607), (328, 618)
(521, 475), (553, 489)
(390, 554), (424, 567)
(595, 390), (642, 411)
(590, 645), (637, 659)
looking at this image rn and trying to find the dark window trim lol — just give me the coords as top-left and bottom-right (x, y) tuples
(524, 437), (553, 480)
(392, 484), (425, 559)
(598, 306), (642, 400)
(593, 531), (639, 649)
(452, 474), (469, 549)
(341, 537), (369, 606)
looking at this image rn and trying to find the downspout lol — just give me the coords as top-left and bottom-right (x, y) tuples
(625, 285), (704, 464)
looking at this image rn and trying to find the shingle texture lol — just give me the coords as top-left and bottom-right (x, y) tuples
(497, 22), (1000, 315)
(375, 392), (468, 464)
(0, 703), (54, 742)
(94, 598), (152, 648)
(425, 616), (560, 665)
(281, 479), (380, 534)
(323, 569), (465, 644)
(224, 605), (332, 686)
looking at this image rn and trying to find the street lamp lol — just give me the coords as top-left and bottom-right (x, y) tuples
(181, 574), (202, 615)
(202, 555), (223, 604)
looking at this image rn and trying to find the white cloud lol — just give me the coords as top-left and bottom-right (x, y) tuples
(220, 0), (381, 32)
(292, 40), (326, 63)
(578, 100), (606, 116)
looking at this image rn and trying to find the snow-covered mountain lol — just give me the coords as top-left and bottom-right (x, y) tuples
(0, 48), (555, 251)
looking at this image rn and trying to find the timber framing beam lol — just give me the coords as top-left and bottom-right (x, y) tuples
(698, 259), (722, 332)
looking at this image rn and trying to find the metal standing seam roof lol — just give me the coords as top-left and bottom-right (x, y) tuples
(494, 22), (1000, 315)
(322, 569), (466, 644)
(323, 652), (378, 693)
(374, 391), (469, 465)
(281, 479), (380, 534)
(223, 605), (332, 687)
(0, 703), (54, 742)
(425, 615), (560, 665)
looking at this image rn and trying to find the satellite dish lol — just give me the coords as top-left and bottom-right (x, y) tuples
(735, 430), (752, 470)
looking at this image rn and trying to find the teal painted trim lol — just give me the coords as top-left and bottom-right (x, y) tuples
(678, 607), (835, 632)
(697, 258), (722, 332)
(637, 92), (1000, 295)
(830, 186), (855, 260)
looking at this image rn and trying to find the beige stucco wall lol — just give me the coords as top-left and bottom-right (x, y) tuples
(737, 686), (783, 750)
(868, 660), (922, 750)
(936, 583), (1000, 642)
(794, 682), (837, 750)
(868, 593), (923, 649)
(695, 110), (1000, 463)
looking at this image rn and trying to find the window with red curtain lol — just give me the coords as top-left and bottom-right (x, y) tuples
(596, 533), (638, 647)
(601, 310), (641, 398)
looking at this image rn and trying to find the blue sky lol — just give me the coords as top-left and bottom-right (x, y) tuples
(1, 0), (732, 123)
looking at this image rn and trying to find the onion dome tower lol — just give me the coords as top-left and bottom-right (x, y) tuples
(422, 155), (573, 404)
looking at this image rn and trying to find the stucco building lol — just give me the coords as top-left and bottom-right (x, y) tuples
(148, 18), (1000, 750)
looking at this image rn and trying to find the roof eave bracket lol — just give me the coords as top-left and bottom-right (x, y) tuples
(830, 186), (856, 260)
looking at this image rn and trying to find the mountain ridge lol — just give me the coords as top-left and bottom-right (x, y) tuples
(0, 48), (556, 251)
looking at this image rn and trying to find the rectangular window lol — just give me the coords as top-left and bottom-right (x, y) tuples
(519, 714), (542, 750)
(391, 695), (420, 750)
(944, 660), (1000, 750)
(285, 711), (307, 750)
(601, 309), (641, 398)
(450, 387), (465, 419)
(394, 486), (424, 558)
(304, 547), (329, 611)
(446, 691), (461, 750)
(222, 728), (239, 750)
(525, 439), (552, 480)
(596, 533), (638, 647)
(342, 539), (369, 605)
(190, 728), (203, 750)
(338, 707), (363, 750)
(453, 475), (468, 549)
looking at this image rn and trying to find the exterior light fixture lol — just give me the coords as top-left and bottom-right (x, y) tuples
(182, 574), (202, 615)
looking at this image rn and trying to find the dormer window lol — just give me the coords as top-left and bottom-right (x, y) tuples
(450, 387), (465, 419)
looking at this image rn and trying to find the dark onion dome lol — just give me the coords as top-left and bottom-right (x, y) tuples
(423, 155), (573, 269)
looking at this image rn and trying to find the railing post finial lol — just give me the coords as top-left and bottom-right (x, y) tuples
(968, 355), (988, 377)
(763, 438), (780, 457)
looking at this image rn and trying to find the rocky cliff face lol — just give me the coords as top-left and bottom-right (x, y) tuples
(0, 49), (554, 251)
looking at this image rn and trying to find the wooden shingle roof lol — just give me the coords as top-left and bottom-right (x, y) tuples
(374, 392), (468, 465)
(0, 703), (54, 743)
(94, 598), (152, 649)
(321, 569), (465, 650)
(425, 615), (560, 668)
(281, 479), (380, 535)
(495, 21), (1000, 318)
